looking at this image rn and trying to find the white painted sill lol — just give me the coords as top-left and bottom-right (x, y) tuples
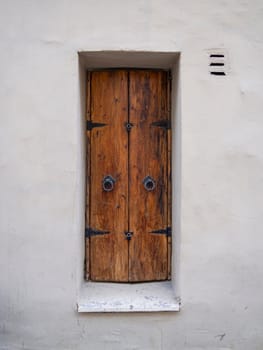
(77, 281), (180, 313)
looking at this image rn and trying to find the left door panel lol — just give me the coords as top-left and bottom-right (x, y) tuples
(87, 71), (129, 282)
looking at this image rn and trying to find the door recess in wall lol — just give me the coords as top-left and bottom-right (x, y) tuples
(85, 69), (172, 282)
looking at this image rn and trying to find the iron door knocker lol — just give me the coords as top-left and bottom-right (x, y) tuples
(143, 176), (156, 191)
(102, 175), (116, 192)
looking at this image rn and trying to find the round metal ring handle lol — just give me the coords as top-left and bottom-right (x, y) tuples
(102, 175), (116, 192)
(143, 176), (156, 192)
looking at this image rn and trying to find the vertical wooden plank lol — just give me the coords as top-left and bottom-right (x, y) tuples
(129, 70), (169, 282)
(85, 71), (91, 280)
(89, 70), (129, 282)
(167, 71), (172, 280)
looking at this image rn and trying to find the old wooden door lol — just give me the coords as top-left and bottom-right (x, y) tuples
(85, 69), (171, 282)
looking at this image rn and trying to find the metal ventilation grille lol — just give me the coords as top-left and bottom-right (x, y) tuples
(209, 52), (227, 76)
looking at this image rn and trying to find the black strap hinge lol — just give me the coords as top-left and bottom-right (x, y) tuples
(87, 121), (107, 130)
(150, 227), (171, 237)
(151, 120), (171, 130)
(85, 227), (110, 237)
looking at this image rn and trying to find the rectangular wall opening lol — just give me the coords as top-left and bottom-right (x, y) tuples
(77, 51), (181, 312)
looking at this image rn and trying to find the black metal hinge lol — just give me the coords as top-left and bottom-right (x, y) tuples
(87, 121), (107, 131)
(151, 120), (171, 130)
(85, 227), (110, 237)
(150, 227), (171, 237)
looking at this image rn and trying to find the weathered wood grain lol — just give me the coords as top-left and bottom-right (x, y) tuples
(85, 71), (91, 280)
(129, 70), (169, 281)
(167, 72), (172, 280)
(89, 70), (129, 282)
(86, 69), (171, 282)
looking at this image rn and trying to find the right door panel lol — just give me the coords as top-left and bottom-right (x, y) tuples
(129, 70), (169, 282)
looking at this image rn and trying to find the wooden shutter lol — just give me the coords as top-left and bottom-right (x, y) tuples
(86, 69), (171, 282)
(88, 70), (129, 282)
(129, 70), (169, 281)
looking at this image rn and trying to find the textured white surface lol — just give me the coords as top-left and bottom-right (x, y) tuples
(1, 0), (263, 349)
(78, 282), (180, 312)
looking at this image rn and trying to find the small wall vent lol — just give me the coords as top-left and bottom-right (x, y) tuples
(209, 50), (228, 76)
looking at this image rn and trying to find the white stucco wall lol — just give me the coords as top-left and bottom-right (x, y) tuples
(1, 0), (263, 349)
